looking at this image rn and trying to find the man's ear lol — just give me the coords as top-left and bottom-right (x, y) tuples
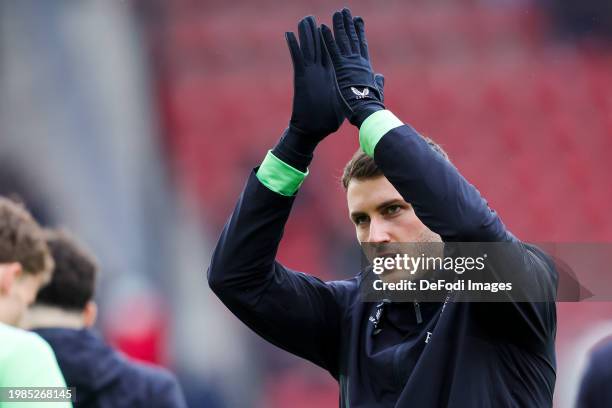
(83, 301), (97, 327)
(0, 263), (22, 295)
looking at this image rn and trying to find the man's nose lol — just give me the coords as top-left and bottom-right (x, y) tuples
(368, 220), (391, 243)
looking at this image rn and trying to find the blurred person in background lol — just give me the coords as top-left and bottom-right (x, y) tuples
(548, 0), (612, 41)
(24, 229), (187, 408)
(208, 8), (557, 407)
(576, 338), (612, 407)
(0, 197), (71, 408)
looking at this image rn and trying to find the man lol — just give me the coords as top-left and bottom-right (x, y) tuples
(24, 229), (187, 408)
(0, 197), (71, 408)
(208, 9), (557, 407)
(576, 338), (612, 407)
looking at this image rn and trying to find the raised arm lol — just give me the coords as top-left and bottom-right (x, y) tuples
(207, 16), (348, 376)
(321, 9), (511, 243)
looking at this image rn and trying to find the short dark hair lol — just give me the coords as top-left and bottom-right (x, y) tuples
(35, 229), (98, 311)
(341, 135), (450, 189)
(0, 197), (53, 277)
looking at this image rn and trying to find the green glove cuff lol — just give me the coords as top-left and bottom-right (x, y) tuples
(359, 110), (404, 157)
(256, 150), (308, 196)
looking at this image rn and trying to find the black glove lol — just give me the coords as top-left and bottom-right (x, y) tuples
(285, 15), (345, 151)
(321, 8), (385, 127)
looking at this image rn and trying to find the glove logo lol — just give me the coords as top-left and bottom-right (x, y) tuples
(351, 87), (370, 99)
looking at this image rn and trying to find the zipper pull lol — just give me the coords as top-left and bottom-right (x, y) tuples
(371, 299), (391, 336)
(414, 301), (423, 324)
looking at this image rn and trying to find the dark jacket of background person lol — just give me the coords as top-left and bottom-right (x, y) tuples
(577, 340), (612, 408)
(34, 327), (187, 408)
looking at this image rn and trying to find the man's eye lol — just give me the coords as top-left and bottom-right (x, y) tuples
(384, 205), (401, 215)
(354, 216), (369, 226)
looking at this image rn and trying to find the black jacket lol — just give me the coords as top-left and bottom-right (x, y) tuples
(33, 328), (187, 408)
(208, 123), (557, 407)
(577, 340), (612, 408)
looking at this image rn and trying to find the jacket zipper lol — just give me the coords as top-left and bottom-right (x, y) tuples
(414, 301), (422, 324)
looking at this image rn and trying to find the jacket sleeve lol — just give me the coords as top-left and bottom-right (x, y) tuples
(207, 170), (342, 377)
(372, 123), (512, 243)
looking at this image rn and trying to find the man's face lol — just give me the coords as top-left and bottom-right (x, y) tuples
(347, 176), (442, 283)
(347, 176), (441, 244)
(0, 265), (48, 326)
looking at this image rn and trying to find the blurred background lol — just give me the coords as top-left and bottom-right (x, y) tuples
(0, 0), (611, 406)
